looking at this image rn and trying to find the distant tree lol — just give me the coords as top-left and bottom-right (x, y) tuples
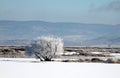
(31, 36), (64, 61)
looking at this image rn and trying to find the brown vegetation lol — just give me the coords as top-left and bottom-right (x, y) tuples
(0, 46), (25, 58)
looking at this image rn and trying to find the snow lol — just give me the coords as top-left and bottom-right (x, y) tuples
(63, 52), (78, 55)
(90, 52), (103, 54)
(0, 58), (40, 62)
(110, 53), (120, 58)
(1, 58), (120, 78)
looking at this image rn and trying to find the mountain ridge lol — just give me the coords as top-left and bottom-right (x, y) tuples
(0, 20), (120, 46)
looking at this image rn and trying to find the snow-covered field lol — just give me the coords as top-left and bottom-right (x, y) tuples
(0, 58), (40, 62)
(1, 58), (120, 78)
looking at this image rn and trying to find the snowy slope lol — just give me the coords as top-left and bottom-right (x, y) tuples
(1, 58), (120, 78)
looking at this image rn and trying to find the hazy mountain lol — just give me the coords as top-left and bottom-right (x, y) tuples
(0, 39), (31, 46)
(85, 36), (120, 46)
(0, 20), (120, 46)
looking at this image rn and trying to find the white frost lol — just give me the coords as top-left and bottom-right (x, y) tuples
(31, 36), (64, 60)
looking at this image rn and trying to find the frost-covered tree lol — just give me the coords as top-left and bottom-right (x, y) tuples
(31, 36), (64, 61)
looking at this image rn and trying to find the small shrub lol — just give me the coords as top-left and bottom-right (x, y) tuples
(62, 60), (69, 62)
(116, 59), (120, 63)
(105, 58), (114, 63)
(31, 36), (64, 61)
(78, 59), (84, 62)
(91, 58), (103, 62)
(85, 59), (91, 62)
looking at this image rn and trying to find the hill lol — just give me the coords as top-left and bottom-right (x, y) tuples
(0, 21), (120, 46)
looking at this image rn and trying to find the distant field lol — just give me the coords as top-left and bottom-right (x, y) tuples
(0, 46), (120, 63)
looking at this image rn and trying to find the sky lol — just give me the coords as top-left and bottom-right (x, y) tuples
(0, 0), (120, 24)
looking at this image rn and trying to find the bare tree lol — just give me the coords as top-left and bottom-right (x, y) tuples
(31, 36), (64, 61)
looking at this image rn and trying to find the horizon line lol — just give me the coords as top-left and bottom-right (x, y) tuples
(0, 20), (119, 25)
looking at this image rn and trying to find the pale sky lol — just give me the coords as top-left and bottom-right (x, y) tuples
(0, 0), (120, 24)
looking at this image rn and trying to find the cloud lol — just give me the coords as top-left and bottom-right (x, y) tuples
(98, 0), (120, 12)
